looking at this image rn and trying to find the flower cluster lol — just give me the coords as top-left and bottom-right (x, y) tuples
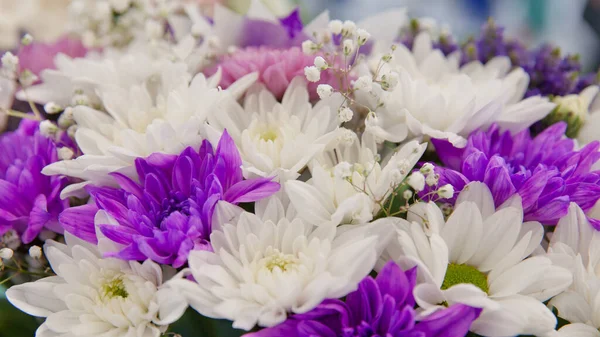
(2, 2), (600, 337)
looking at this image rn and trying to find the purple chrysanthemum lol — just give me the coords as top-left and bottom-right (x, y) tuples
(59, 131), (280, 267)
(0, 120), (68, 243)
(429, 122), (600, 224)
(244, 261), (480, 337)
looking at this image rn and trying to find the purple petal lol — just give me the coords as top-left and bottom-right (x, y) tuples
(59, 204), (99, 243)
(224, 178), (280, 204)
(215, 130), (244, 190)
(414, 304), (481, 336)
(22, 195), (50, 244)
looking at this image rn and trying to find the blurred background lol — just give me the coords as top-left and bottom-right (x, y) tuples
(0, 0), (599, 335)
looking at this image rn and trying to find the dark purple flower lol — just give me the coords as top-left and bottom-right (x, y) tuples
(429, 122), (600, 224)
(244, 261), (481, 337)
(0, 120), (69, 243)
(59, 131), (280, 267)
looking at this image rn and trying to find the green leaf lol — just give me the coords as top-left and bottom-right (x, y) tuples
(0, 298), (40, 337)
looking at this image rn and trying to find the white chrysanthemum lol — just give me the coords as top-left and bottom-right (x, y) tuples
(363, 32), (555, 147)
(547, 203), (600, 336)
(6, 233), (186, 337)
(166, 196), (392, 330)
(384, 182), (572, 337)
(286, 132), (426, 226)
(206, 77), (343, 182)
(41, 58), (256, 198)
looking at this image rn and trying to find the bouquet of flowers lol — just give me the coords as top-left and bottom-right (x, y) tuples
(2, 1), (600, 336)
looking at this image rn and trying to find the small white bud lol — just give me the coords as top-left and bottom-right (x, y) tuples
(0, 248), (13, 259)
(21, 34), (34, 46)
(403, 189), (413, 199)
(29, 245), (42, 259)
(304, 66), (321, 82)
(334, 162), (353, 179)
(426, 172), (439, 186)
(58, 147), (75, 160)
(343, 39), (354, 56)
(302, 40), (319, 55)
(58, 107), (75, 128)
(19, 69), (38, 87)
(314, 56), (328, 70)
(317, 84), (334, 99)
(2, 230), (20, 250)
(342, 20), (356, 37)
(381, 53), (393, 63)
(438, 184), (455, 199)
(39, 120), (58, 137)
(328, 20), (343, 35)
(407, 172), (426, 191)
(338, 107), (354, 123)
(354, 75), (373, 91)
(356, 29), (371, 46)
(1, 52), (19, 72)
(67, 125), (78, 138)
(44, 102), (62, 114)
(420, 163), (435, 175)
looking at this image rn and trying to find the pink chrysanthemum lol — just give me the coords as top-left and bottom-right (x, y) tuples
(18, 35), (88, 76)
(212, 46), (338, 100)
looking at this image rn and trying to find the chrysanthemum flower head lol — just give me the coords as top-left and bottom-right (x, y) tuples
(385, 182), (572, 336)
(210, 46), (337, 100)
(244, 261), (481, 337)
(431, 122), (600, 224)
(0, 119), (69, 243)
(165, 195), (394, 330)
(6, 233), (186, 337)
(59, 131), (280, 268)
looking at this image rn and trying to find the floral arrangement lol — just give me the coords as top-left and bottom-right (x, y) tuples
(2, 1), (600, 337)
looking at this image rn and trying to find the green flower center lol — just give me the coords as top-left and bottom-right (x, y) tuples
(264, 251), (299, 272)
(441, 263), (489, 294)
(260, 129), (278, 142)
(102, 277), (129, 299)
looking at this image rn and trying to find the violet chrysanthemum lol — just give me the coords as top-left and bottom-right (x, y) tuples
(210, 46), (338, 100)
(430, 122), (600, 224)
(0, 120), (68, 243)
(244, 261), (481, 337)
(59, 131), (280, 267)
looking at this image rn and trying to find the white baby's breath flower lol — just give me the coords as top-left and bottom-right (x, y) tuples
(43, 102), (62, 114)
(314, 56), (328, 70)
(420, 163), (435, 175)
(7, 234), (186, 337)
(39, 120), (58, 137)
(57, 147), (75, 160)
(317, 84), (334, 99)
(1, 52), (18, 73)
(426, 171), (439, 186)
(0, 248), (13, 259)
(328, 20), (343, 35)
(356, 28), (371, 45)
(407, 171), (426, 191)
(437, 184), (454, 199)
(338, 106), (354, 123)
(28, 246), (42, 259)
(302, 40), (319, 55)
(341, 20), (356, 37)
(343, 39), (354, 56)
(304, 66), (321, 82)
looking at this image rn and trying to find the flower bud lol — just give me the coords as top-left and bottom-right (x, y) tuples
(0, 248), (13, 260)
(343, 39), (354, 56)
(302, 40), (319, 55)
(44, 102), (63, 115)
(407, 172), (426, 191)
(21, 34), (34, 46)
(420, 163), (435, 175)
(1, 52), (19, 73)
(39, 120), (58, 137)
(438, 184), (454, 199)
(314, 56), (328, 70)
(354, 76), (373, 91)
(328, 20), (343, 35)
(356, 29), (371, 46)
(58, 147), (75, 160)
(29, 245), (42, 259)
(342, 20), (356, 37)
